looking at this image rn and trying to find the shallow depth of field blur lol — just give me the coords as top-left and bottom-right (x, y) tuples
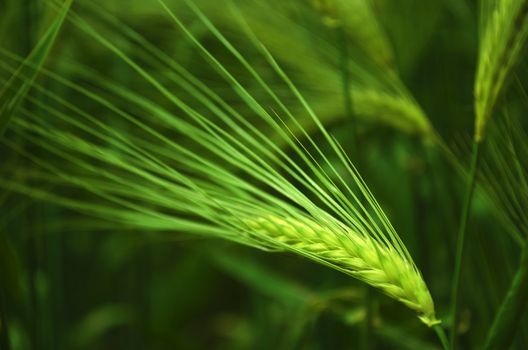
(1, 0), (528, 349)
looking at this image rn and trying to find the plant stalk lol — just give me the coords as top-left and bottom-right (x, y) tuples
(483, 244), (528, 350)
(434, 324), (449, 350)
(449, 139), (481, 349)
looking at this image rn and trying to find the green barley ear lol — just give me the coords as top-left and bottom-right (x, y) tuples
(475, 0), (528, 141)
(246, 215), (438, 326)
(0, 0), (439, 328)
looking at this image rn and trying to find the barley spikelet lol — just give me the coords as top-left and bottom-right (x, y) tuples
(475, 0), (528, 141)
(245, 215), (438, 327)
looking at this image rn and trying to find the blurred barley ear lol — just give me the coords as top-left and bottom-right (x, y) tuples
(474, 0), (528, 141)
(225, 0), (434, 139)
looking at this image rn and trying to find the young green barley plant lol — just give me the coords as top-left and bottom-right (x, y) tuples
(450, 0), (528, 347)
(0, 0), (447, 344)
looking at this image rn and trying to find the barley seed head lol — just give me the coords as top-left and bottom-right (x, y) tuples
(245, 215), (439, 327)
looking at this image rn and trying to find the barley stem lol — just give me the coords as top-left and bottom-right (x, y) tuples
(434, 324), (449, 350)
(483, 244), (528, 350)
(449, 139), (481, 349)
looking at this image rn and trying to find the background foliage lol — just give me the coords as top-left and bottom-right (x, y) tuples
(1, 0), (527, 349)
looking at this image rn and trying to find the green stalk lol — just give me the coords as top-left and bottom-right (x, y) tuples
(483, 244), (528, 350)
(434, 324), (449, 350)
(449, 139), (481, 349)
